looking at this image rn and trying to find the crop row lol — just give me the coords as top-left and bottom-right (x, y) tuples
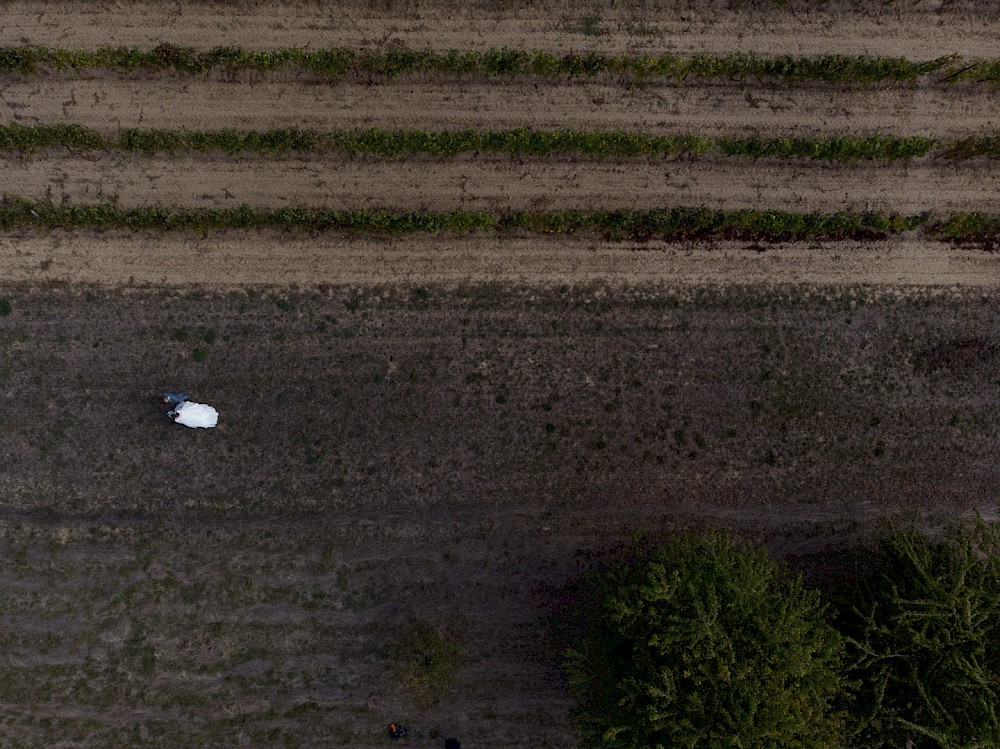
(5, 124), (1000, 161)
(0, 196), (996, 243)
(0, 44), (997, 84)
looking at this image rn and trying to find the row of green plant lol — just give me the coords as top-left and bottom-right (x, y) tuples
(1, 197), (997, 244)
(1, 44), (997, 84)
(566, 519), (1000, 749)
(8, 123), (1000, 161)
(0, 198), (910, 240)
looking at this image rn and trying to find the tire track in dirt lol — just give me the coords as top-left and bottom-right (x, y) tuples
(5, 153), (1000, 214)
(2, 78), (998, 138)
(3, 232), (998, 288)
(3, 1), (999, 59)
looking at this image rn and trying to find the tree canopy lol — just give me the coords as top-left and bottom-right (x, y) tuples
(565, 530), (847, 749)
(848, 518), (1000, 749)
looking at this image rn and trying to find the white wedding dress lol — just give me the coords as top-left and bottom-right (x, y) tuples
(173, 401), (219, 429)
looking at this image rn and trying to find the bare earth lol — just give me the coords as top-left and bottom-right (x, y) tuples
(4, 153), (1000, 214)
(4, 77), (1000, 138)
(2, 232), (998, 288)
(2, 3), (1000, 748)
(4, 0), (999, 59)
(2, 283), (1000, 749)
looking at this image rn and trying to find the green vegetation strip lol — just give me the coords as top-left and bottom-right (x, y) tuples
(1, 44), (998, 84)
(9, 123), (1000, 161)
(1, 196), (994, 243)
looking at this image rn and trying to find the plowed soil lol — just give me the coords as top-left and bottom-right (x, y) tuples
(2, 232), (998, 288)
(1, 2), (1000, 748)
(4, 0), (999, 59)
(4, 77), (1000, 137)
(4, 152), (1000, 214)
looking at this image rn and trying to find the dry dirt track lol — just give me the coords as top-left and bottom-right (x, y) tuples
(4, 77), (1000, 138)
(3, 232), (998, 288)
(5, 152), (1000, 214)
(3, 0), (999, 59)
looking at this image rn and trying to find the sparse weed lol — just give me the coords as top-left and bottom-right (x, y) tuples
(718, 135), (936, 161)
(928, 213), (1000, 243)
(381, 617), (463, 708)
(0, 45), (993, 85)
(0, 196), (995, 244)
(1, 124), (998, 165)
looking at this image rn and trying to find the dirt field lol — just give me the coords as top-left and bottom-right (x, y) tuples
(4, 0), (999, 59)
(6, 77), (1000, 138)
(2, 231), (999, 288)
(5, 153), (1000, 214)
(2, 284), (1000, 749)
(1, 2), (1000, 747)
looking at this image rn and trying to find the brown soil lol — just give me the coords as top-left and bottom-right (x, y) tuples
(3, 0), (999, 59)
(1, 284), (999, 748)
(4, 77), (1000, 138)
(5, 153), (1000, 214)
(1, 232), (998, 288)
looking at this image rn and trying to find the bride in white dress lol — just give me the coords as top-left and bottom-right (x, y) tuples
(170, 401), (219, 429)
(163, 392), (219, 429)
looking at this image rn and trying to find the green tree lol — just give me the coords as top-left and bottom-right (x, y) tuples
(847, 518), (1000, 749)
(565, 531), (847, 749)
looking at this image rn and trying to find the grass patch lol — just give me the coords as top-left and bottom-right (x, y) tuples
(926, 213), (1000, 249)
(386, 617), (463, 708)
(1, 195), (996, 244)
(3, 124), (1000, 163)
(0, 196), (936, 242)
(328, 128), (713, 159)
(119, 127), (321, 154)
(940, 137), (1000, 159)
(0, 197), (494, 234)
(500, 207), (925, 242)
(0, 123), (104, 153)
(717, 135), (937, 161)
(0, 45), (992, 85)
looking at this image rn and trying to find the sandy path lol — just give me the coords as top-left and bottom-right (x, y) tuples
(2, 232), (997, 288)
(5, 153), (1000, 214)
(2, 78), (998, 139)
(3, 1), (998, 59)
